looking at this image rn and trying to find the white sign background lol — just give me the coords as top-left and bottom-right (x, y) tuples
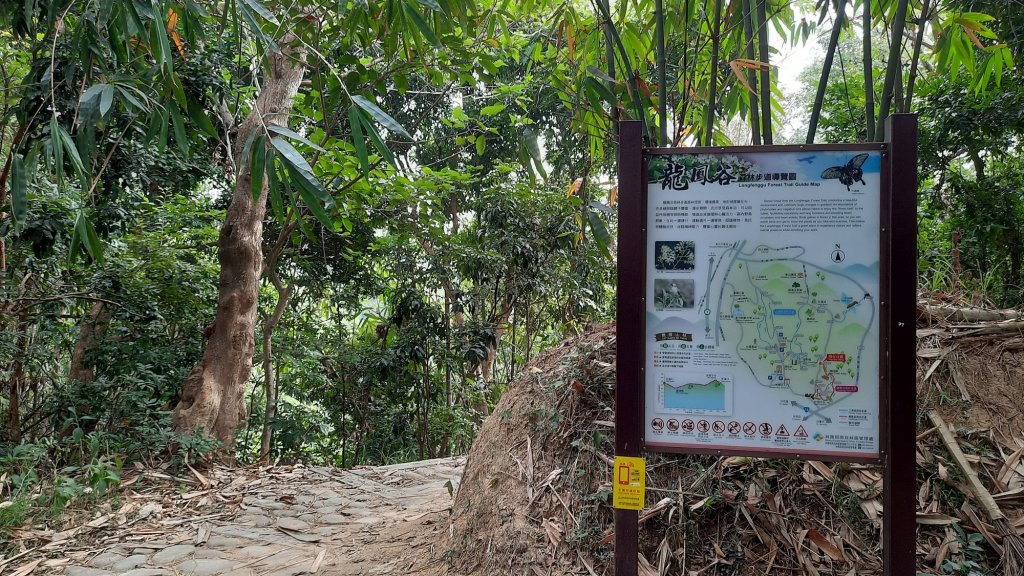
(644, 149), (882, 459)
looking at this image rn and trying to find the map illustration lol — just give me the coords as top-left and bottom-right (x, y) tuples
(703, 242), (875, 424)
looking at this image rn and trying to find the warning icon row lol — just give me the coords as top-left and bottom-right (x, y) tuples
(651, 418), (811, 439)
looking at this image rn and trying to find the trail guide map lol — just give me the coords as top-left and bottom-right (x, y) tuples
(644, 149), (882, 459)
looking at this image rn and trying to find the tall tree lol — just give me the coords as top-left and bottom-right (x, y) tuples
(171, 39), (306, 448)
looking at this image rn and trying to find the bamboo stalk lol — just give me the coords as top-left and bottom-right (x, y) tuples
(903, 0), (931, 112)
(705, 0), (723, 146)
(742, 0), (761, 145)
(807, 0), (849, 144)
(755, 0), (772, 144)
(863, 0), (875, 141)
(601, 0), (617, 141)
(917, 304), (1022, 323)
(874, 0), (911, 140)
(675, 0), (693, 145)
(655, 0), (667, 146)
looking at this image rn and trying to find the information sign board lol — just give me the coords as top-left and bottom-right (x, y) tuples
(643, 147), (884, 460)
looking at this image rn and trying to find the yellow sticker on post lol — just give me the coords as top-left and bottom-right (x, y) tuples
(612, 456), (646, 510)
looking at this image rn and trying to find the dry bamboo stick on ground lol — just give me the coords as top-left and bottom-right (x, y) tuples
(929, 411), (1024, 576)
(918, 304), (1023, 323)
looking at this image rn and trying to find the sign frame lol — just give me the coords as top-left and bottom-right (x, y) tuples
(614, 115), (918, 576)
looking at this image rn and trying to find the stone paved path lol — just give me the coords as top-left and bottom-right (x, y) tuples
(60, 457), (464, 576)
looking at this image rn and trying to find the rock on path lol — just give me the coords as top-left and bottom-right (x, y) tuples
(61, 457), (464, 576)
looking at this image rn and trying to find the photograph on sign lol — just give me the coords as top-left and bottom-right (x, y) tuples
(644, 149), (882, 459)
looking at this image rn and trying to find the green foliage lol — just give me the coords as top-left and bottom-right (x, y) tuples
(939, 524), (994, 575)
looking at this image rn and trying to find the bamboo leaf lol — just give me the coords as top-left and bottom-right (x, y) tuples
(349, 106), (370, 175)
(413, 0), (442, 11)
(268, 125), (326, 152)
(587, 65), (617, 84)
(69, 216), (82, 262)
(269, 135), (316, 176)
(271, 136), (331, 203)
(188, 98), (218, 137)
(54, 122), (85, 176)
(285, 163), (336, 231)
(729, 60), (757, 95)
(239, 128), (259, 170)
(115, 85), (148, 112)
(154, 15), (174, 73)
(10, 155), (27, 224)
(404, 3), (441, 48)
(168, 105), (189, 156)
(98, 84), (113, 116)
(582, 80), (606, 116)
(523, 125), (542, 164)
(266, 153), (286, 223)
(186, 0), (210, 17)
(74, 212), (104, 263)
(362, 116), (397, 167)
(239, 0), (279, 23)
(82, 216), (103, 263)
(352, 95), (412, 139)
(993, 49), (1004, 87)
(587, 210), (611, 258)
(250, 134), (266, 199)
(80, 84), (107, 111)
(157, 109), (170, 152)
(236, 0), (279, 52)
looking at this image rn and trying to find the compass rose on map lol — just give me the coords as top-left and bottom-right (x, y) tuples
(831, 243), (845, 263)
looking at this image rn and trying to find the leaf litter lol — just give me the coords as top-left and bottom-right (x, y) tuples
(447, 302), (1024, 575)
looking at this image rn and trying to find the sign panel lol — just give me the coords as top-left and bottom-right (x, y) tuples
(612, 456), (646, 510)
(644, 148), (883, 460)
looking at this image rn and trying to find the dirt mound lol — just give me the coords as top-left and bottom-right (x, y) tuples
(448, 320), (1024, 575)
(918, 326), (1024, 446)
(448, 324), (619, 574)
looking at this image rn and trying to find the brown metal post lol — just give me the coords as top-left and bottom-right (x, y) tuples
(615, 121), (644, 576)
(882, 113), (918, 575)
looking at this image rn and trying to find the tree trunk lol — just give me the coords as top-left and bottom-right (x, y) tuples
(172, 40), (306, 450)
(475, 297), (515, 383)
(259, 273), (293, 463)
(70, 302), (112, 384)
(5, 310), (29, 442)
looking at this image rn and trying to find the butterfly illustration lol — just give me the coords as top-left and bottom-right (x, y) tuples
(821, 153), (869, 190)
